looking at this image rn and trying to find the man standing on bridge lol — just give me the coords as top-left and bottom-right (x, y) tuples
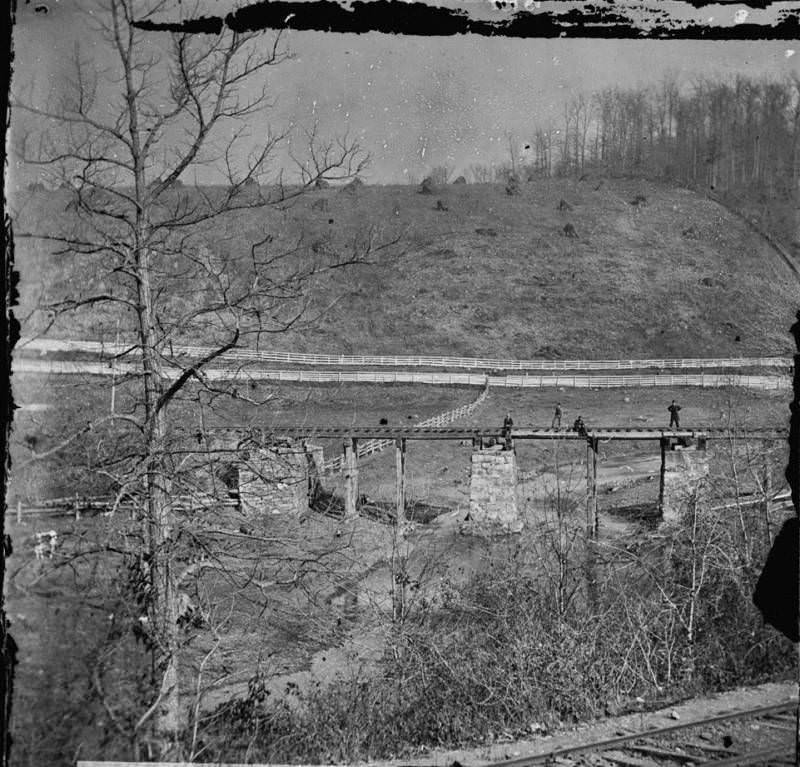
(552, 402), (563, 429)
(668, 399), (681, 429)
(502, 412), (514, 451)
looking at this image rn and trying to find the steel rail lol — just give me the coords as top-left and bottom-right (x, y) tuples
(489, 700), (798, 767)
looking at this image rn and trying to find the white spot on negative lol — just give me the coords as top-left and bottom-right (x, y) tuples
(787, 49), (796, 58)
(734, 9), (748, 24)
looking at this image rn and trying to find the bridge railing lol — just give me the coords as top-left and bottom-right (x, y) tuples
(17, 338), (791, 372)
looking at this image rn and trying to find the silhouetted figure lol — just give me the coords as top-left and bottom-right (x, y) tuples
(668, 400), (681, 429)
(562, 223), (578, 238)
(502, 413), (514, 451)
(551, 402), (562, 429)
(435, 199), (448, 211)
(573, 415), (587, 437)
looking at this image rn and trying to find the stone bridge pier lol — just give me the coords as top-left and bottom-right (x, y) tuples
(465, 445), (524, 534)
(658, 437), (710, 524)
(237, 440), (321, 517)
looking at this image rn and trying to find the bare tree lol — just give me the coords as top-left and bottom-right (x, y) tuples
(427, 164), (453, 186)
(11, 0), (401, 756)
(468, 163), (493, 183)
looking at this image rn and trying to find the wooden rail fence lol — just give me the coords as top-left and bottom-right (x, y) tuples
(321, 384), (490, 473)
(13, 359), (791, 391)
(17, 338), (792, 372)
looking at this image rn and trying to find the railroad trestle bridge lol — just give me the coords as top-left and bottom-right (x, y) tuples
(210, 426), (787, 533)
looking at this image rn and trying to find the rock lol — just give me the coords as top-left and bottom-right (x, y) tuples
(670, 710), (680, 720)
(505, 173), (520, 195)
(535, 344), (562, 359)
(419, 177), (434, 195)
(340, 177), (364, 195)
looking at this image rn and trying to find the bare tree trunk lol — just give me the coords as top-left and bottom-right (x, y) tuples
(136, 243), (183, 752)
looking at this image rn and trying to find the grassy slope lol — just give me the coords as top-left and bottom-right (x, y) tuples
(14, 178), (797, 359)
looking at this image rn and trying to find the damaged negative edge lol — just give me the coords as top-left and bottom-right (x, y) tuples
(130, 0), (800, 41)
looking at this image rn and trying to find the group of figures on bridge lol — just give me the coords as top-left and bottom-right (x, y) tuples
(500, 399), (684, 450)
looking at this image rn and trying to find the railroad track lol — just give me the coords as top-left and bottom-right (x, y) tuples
(489, 700), (798, 766)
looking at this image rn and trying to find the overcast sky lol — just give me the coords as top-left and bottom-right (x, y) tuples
(11, 1), (800, 185)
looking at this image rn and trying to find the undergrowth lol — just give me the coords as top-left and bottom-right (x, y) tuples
(207, 502), (795, 764)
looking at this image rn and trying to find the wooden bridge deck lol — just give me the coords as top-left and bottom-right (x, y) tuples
(214, 426), (787, 441)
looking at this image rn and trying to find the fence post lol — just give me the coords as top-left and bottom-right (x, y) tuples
(343, 438), (359, 519)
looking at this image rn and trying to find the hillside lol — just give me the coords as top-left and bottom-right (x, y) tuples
(13, 177), (798, 359)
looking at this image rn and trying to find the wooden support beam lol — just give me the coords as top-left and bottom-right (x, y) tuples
(591, 437), (599, 536)
(586, 441), (593, 534)
(395, 438), (406, 524)
(585, 438), (599, 537)
(765, 456), (773, 515)
(343, 437), (358, 518)
(657, 436), (669, 516)
(763, 456), (774, 544)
